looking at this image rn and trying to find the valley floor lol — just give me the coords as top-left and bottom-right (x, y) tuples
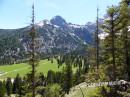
(0, 59), (63, 79)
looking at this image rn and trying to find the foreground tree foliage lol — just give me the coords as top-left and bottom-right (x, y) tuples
(6, 77), (12, 96)
(0, 81), (6, 97)
(62, 64), (73, 94)
(101, 0), (130, 81)
(98, 0), (130, 96)
(27, 4), (40, 97)
(44, 84), (62, 97)
(102, 5), (120, 80)
(119, 0), (130, 80)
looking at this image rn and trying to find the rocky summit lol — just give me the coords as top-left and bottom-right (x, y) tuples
(0, 15), (100, 63)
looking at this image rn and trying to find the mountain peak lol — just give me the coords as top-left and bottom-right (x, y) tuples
(50, 15), (67, 27)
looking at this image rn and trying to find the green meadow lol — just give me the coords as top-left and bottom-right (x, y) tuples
(0, 59), (63, 79)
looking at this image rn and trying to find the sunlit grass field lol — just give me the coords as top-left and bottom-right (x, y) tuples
(0, 59), (63, 78)
(74, 87), (100, 97)
(66, 87), (101, 97)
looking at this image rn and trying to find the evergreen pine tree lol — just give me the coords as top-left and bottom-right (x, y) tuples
(119, 0), (130, 80)
(28, 4), (39, 97)
(102, 6), (120, 80)
(62, 64), (73, 94)
(12, 74), (22, 95)
(47, 70), (55, 84)
(6, 77), (12, 96)
(0, 81), (6, 97)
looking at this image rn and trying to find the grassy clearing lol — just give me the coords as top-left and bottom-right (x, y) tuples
(76, 87), (100, 97)
(66, 87), (101, 97)
(0, 59), (63, 78)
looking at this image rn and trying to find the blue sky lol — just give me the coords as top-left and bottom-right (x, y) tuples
(0, 0), (120, 29)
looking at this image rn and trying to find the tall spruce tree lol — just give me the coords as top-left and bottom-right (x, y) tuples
(6, 77), (12, 96)
(0, 81), (6, 97)
(28, 4), (39, 97)
(12, 74), (22, 95)
(102, 6), (120, 80)
(95, 7), (99, 70)
(60, 54), (73, 94)
(62, 64), (73, 94)
(119, 0), (130, 80)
